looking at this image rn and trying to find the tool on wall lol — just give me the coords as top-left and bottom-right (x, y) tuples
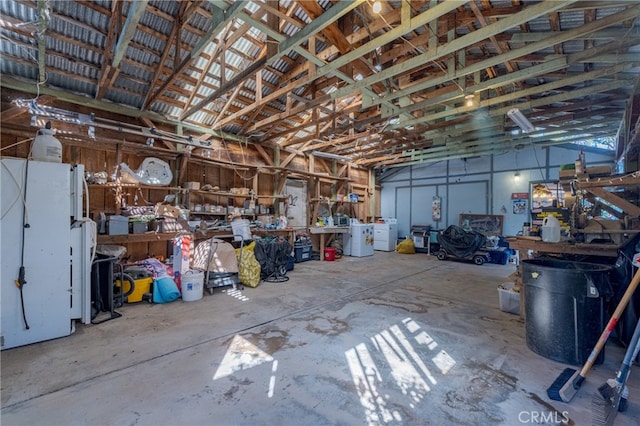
(15, 160), (31, 330)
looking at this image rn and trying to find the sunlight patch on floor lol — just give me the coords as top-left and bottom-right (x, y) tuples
(346, 317), (457, 424)
(213, 334), (273, 380)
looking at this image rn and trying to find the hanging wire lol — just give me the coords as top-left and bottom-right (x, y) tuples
(219, 135), (259, 181)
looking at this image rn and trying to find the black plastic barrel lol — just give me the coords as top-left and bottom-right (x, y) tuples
(522, 258), (611, 366)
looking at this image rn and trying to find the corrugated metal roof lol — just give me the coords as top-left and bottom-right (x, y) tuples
(0, 0), (636, 166)
(52, 0), (109, 33)
(0, 38), (36, 63)
(1, 61), (37, 81)
(1, 1), (36, 27)
(180, 27), (203, 50)
(47, 71), (95, 96)
(187, 11), (215, 35)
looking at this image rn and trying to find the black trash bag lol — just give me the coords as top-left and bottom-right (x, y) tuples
(254, 238), (293, 281)
(437, 225), (487, 259)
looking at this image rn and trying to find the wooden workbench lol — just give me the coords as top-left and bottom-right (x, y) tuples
(252, 227), (305, 244)
(308, 226), (350, 261)
(506, 236), (621, 259)
(96, 229), (236, 245)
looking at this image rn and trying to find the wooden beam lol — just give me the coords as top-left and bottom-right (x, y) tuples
(96, 1), (122, 99)
(142, 1), (191, 109)
(146, 0), (249, 108)
(112, 0), (148, 69)
(210, 0), (520, 128)
(1, 104), (30, 121)
(386, 35), (639, 121)
(272, 0), (364, 65)
(297, 1), (352, 54)
(1, 75), (248, 143)
(577, 174), (640, 188)
(368, 1), (636, 111)
(587, 187), (640, 218)
(97, 0), (149, 99)
(252, 144), (273, 166)
(221, 0), (577, 133)
(181, 57), (267, 120)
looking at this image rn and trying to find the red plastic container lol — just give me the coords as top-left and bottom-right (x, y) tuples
(324, 247), (336, 261)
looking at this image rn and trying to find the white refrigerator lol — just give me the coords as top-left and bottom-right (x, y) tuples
(1, 158), (93, 350)
(343, 223), (375, 257)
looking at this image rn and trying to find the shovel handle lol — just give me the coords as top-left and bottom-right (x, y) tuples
(579, 268), (640, 376)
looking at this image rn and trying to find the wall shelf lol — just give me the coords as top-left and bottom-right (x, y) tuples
(190, 211), (227, 216)
(96, 228), (239, 245)
(97, 232), (180, 244)
(88, 183), (183, 191)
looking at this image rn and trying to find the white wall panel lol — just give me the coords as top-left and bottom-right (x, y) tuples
(378, 146), (615, 239)
(410, 185), (437, 232)
(396, 187), (411, 239)
(446, 181), (488, 228)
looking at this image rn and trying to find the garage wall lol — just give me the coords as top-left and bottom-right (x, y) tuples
(379, 145), (615, 238)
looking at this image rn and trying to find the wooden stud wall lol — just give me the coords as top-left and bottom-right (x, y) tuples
(1, 128), (373, 261)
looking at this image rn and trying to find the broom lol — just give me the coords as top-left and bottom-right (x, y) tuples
(547, 268), (640, 402)
(592, 318), (640, 426)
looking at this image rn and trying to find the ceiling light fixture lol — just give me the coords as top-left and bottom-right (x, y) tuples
(514, 171), (521, 181)
(465, 94), (477, 108)
(372, 1), (382, 14)
(311, 150), (353, 163)
(507, 108), (535, 133)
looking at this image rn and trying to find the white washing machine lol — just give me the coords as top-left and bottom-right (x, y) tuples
(374, 218), (398, 251)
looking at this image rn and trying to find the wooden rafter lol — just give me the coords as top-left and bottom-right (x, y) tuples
(142, 1), (192, 109)
(145, 0), (250, 109)
(2, 0), (639, 167)
(96, 1), (148, 100)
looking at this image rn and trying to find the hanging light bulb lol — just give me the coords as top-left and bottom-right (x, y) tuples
(465, 94), (476, 108)
(372, 1), (382, 13)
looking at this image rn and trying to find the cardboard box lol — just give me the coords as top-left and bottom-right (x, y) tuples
(184, 182), (200, 190)
(155, 203), (181, 218)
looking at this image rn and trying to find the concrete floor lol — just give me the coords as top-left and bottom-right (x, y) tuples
(1, 251), (638, 425)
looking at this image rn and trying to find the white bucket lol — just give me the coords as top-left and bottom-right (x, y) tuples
(541, 215), (561, 243)
(231, 219), (251, 241)
(181, 270), (204, 302)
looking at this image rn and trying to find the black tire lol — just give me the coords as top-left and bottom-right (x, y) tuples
(436, 250), (447, 261)
(473, 255), (485, 265)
